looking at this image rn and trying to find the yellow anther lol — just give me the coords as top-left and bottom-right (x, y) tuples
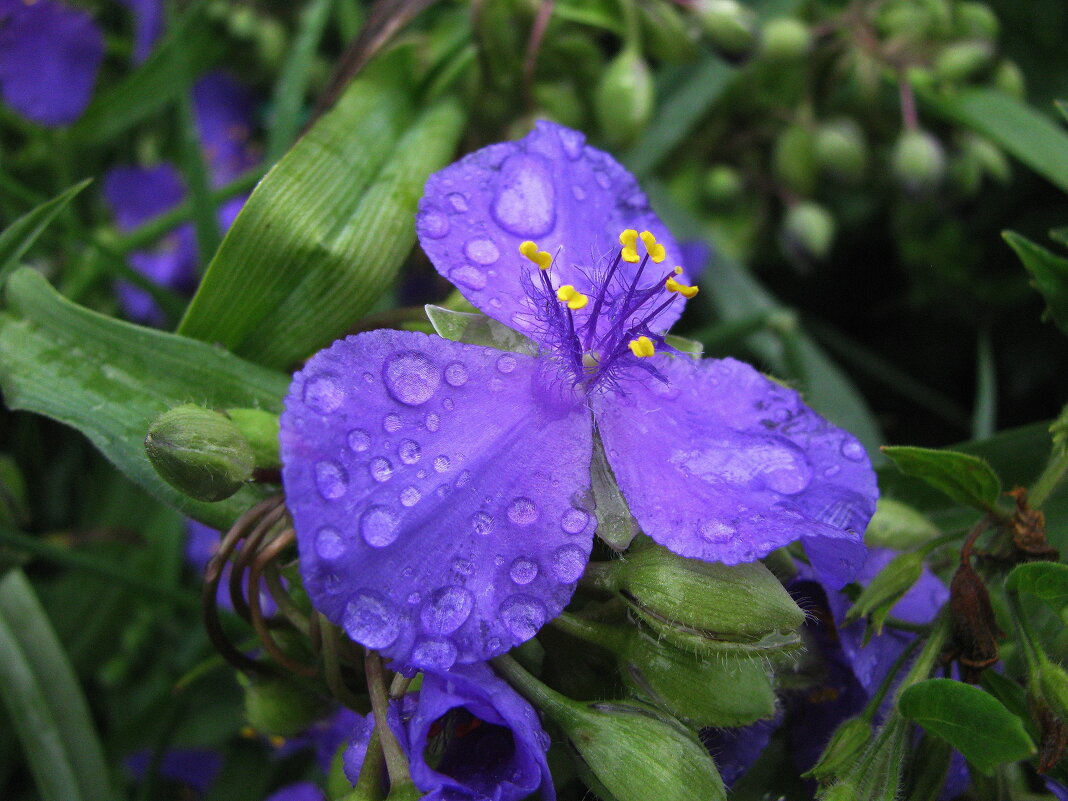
(556, 285), (589, 310)
(519, 240), (553, 270)
(666, 276), (699, 299)
(619, 229), (640, 263)
(673, 265), (683, 275)
(269, 735), (286, 749)
(240, 726), (257, 740)
(628, 336), (656, 358)
(640, 231), (666, 263)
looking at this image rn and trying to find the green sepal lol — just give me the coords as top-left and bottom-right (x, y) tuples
(225, 408), (281, 470)
(803, 716), (872, 781)
(1036, 661), (1068, 728)
(663, 334), (704, 359)
(424, 305), (537, 354)
(844, 551), (924, 636)
(588, 431), (640, 551)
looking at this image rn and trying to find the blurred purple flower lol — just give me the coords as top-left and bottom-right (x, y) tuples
(280, 121), (878, 671)
(264, 783), (326, 801)
(0, 0), (103, 126)
(276, 707), (362, 773)
(186, 519), (278, 617)
(116, 0), (163, 64)
(124, 747), (222, 796)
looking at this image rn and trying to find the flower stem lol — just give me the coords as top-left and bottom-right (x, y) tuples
(550, 611), (628, 651)
(492, 653), (572, 720)
(364, 651), (413, 790)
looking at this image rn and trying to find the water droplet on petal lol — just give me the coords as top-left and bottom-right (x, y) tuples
(449, 265), (487, 290)
(456, 469), (471, 488)
(419, 209), (449, 239)
(552, 544), (588, 582)
(348, 429), (371, 453)
(420, 586), (473, 634)
(435, 483), (450, 498)
(561, 508), (589, 534)
(840, 440), (866, 462)
(370, 457), (393, 483)
(360, 505), (400, 547)
(383, 413), (402, 432)
(400, 486), (421, 507)
(499, 595), (547, 640)
(447, 192), (468, 213)
(472, 512), (494, 536)
(698, 520), (736, 544)
(824, 464), (841, 478)
(507, 497), (538, 525)
(315, 461), (348, 500)
(491, 153), (556, 237)
(594, 170), (611, 189)
(434, 455), (451, 473)
(571, 185), (586, 201)
(464, 237), (500, 265)
(424, 412), (440, 432)
(303, 373), (343, 414)
(444, 362), (469, 387)
(343, 591), (400, 648)
(398, 439), (422, 465)
(509, 556), (539, 585)
(315, 527), (344, 559)
(453, 558), (474, 576)
(412, 636), (457, 670)
(383, 351), (439, 406)
(557, 126), (586, 159)
(496, 355), (517, 374)
(407, 592), (421, 605)
(443, 397), (455, 411)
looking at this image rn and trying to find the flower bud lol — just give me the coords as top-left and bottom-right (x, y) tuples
(804, 717), (873, 781)
(1037, 661), (1068, 727)
(145, 404), (254, 502)
(773, 124), (818, 196)
(815, 118), (868, 183)
(994, 60), (1026, 99)
(589, 546), (805, 655)
(692, 0), (758, 62)
(844, 551), (925, 634)
(782, 202), (836, 262)
(934, 40), (994, 83)
(949, 559), (1001, 681)
(961, 134), (1010, 185)
(704, 164), (743, 203)
(243, 675), (329, 737)
(955, 2), (999, 39)
(875, 3), (934, 41)
(639, 0), (698, 64)
(225, 407), (281, 470)
(595, 49), (654, 147)
(891, 129), (945, 192)
(760, 17), (811, 61)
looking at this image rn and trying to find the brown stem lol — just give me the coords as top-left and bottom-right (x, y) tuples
(248, 530), (318, 677)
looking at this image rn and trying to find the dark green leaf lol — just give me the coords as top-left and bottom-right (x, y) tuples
(881, 446), (1001, 511)
(0, 179), (91, 283)
(898, 678), (1035, 775)
(0, 570), (118, 801)
(1006, 562), (1068, 625)
(0, 269), (288, 529)
(1004, 231), (1068, 336)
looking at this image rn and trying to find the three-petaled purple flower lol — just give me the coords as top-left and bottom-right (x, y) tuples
(279, 121), (878, 671)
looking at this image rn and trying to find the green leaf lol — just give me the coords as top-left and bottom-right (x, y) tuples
(0, 179), (92, 283)
(898, 678), (1035, 775)
(424, 305), (537, 354)
(664, 333), (704, 359)
(1006, 562), (1068, 625)
(881, 446), (1001, 511)
(179, 54), (465, 369)
(0, 269), (289, 529)
(1004, 231), (1068, 336)
(0, 569), (118, 801)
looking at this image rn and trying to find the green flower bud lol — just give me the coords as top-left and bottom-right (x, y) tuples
(782, 202), (836, 262)
(773, 124), (818, 196)
(255, 18), (288, 70)
(961, 134), (1010, 183)
(844, 551), (924, 634)
(692, 0), (758, 62)
(227, 5), (258, 39)
(955, 3), (999, 40)
(994, 60), (1026, 99)
(760, 17), (811, 61)
(145, 404), (254, 502)
(1037, 661), (1068, 726)
(804, 717), (873, 781)
(639, 0), (698, 64)
(704, 164), (744, 203)
(243, 675), (328, 737)
(815, 118), (868, 183)
(891, 129), (945, 192)
(534, 82), (586, 130)
(876, 3), (933, 41)
(587, 546), (805, 656)
(595, 49), (654, 147)
(225, 408), (281, 470)
(864, 497), (940, 550)
(934, 40), (994, 83)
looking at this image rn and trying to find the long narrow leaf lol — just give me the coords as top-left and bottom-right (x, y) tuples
(0, 179), (91, 283)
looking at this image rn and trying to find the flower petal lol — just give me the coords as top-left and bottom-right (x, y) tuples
(0, 0), (103, 126)
(103, 165), (186, 231)
(280, 330), (594, 670)
(193, 72), (259, 185)
(116, 0), (163, 64)
(593, 356), (877, 588)
(417, 120), (687, 343)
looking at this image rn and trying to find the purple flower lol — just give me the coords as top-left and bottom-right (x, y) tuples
(344, 663), (554, 801)
(116, 0), (163, 64)
(279, 121), (878, 670)
(124, 747), (222, 795)
(264, 783), (326, 801)
(0, 0), (103, 126)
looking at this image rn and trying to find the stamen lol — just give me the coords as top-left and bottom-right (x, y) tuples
(519, 240), (553, 270)
(639, 231), (666, 263)
(556, 284), (589, 310)
(619, 229), (640, 263)
(666, 275), (699, 298)
(628, 336), (656, 358)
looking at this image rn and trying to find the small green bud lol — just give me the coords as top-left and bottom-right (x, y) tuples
(243, 676), (328, 737)
(955, 2), (999, 40)
(994, 60), (1026, 99)
(844, 551), (924, 634)
(638, 0), (698, 64)
(782, 202), (836, 261)
(773, 124), (818, 196)
(876, 4), (933, 40)
(145, 404), (254, 502)
(891, 129), (945, 192)
(760, 17), (811, 61)
(905, 65), (937, 92)
(814, 118), (868, 183)
(692, 0), (758, 62)
(804, 717), (873, 781)
(1037, 661), (1068, 726)
(961, 134), (1010, 183)
(227, 5), (258, 39)
(934, 40), (994, 83)
(704, 164), (744, 203)
(865, 497), (940, 550)
(255, 18), (288, 70)
(594, 49), (654, 147)
(225, 408), (281, 470)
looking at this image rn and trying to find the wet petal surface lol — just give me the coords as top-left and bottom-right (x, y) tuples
(281, 331), (595, 669)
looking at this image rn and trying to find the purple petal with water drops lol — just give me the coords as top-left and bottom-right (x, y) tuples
(593, 355), (877, 586)
(193, 72), (258, 185)
(116, 0), (163, 63)
(417, 120), (688, 344)
(280, 330), (594, 670)
(0, 0), (102, 126)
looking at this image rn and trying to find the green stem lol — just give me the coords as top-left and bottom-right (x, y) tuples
(365, 651), (413, 790)
(895, 613), (950, 701)
(1031, 416), (1068, 508)
(1005, 588), (1045, 673)
(492, 654), (572, 720)
(551, 611), (628, 650)
(578, 560), (619, 593)
(351, 727), (386, 801)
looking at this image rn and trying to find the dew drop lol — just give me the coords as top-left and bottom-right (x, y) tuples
(400, 486), (422, 507)
(435, 483), (451, 498)
(369, 457), (394, 483)
(420, 586), (474, 634)
(490, 377), (504, 392)
(824, 464), (841, 478)
(464, 237), (500, 265)
(417, 469), (428, 479)
(434, 455), (451, 473)
(453, 558), (474, 576)
(561, 508), (590, 534)
(424, 412), (440, 432)
(472, 512), (494, 536)
(571, 185), (586, 201)
(487, 636), (502, 652)
(509, 556), (539, 585)
(507, 497), (538, 525)
(496, 355), (517, 374)
(360, 505), (400, 547)
(419, 209), (449, 239)
(383, 351), (439, 406)
(699, 520), (736, 544)
(444, 361), (469, 387)
(552, 544), (588, 582)
(398, 439), (422, 465)
(447, 192), (468, 213)
(594, 170), (611, 189)
(557, 126), (586, 159)
(315, 461), (348, 500)
(303, 373), (343, 414)
(383, 413), (402, 432)
(348, 429), (371, 453)
(443, 397), (455, 411)
(407, 592), (421, 605)
(362, 372), (374, 384)
(499, 595), (547, 640)
(343, 591), (400, 648)
(840, 440), (866, 462)
(412, 636), (457, 670)
(456, 469), (471, 488)
(490, 153), (556, 237)
(315, 527), (344, 560)
(490, 297), (503, 308)
(449, 265), (487, 290)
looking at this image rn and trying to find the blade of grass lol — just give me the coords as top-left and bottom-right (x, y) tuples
(972, 329), (997, 440)
(0, 179), (91, 284)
